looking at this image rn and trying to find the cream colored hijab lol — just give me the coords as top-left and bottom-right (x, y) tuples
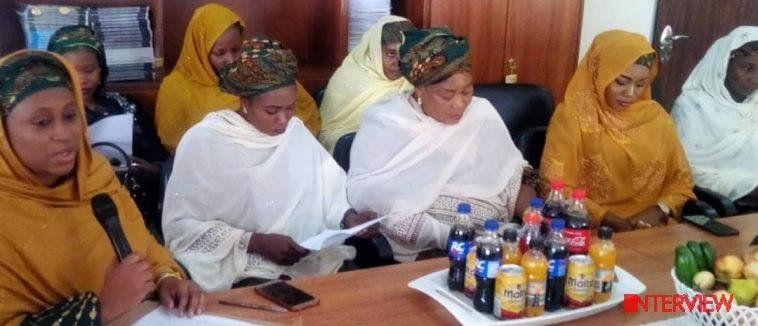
(671, 26), (758, 200)
(318, 15), (413, 152)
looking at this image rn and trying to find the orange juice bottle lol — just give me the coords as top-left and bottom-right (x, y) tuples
(590, 226), (616, 304)
(501, 228), (521, 265)
(520, 239), (547, 317)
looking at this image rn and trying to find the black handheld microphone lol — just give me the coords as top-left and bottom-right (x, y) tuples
(91, 193), (132, 261)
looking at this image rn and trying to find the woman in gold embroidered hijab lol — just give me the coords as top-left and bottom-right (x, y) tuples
(155, 3), (319, 153)
(0, 50), (204, 325)
(540, 30), (695, 232)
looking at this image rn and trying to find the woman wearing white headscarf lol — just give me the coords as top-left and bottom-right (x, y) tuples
(162, 39), (377, 291)
(347, 29), (536, 262)
(671, 26), (758, 207)
(318, 16), (415, 152)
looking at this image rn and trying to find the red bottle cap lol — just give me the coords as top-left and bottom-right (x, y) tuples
(572, 188), (586, 199)
(550, 179), (565, 189)
(524, 212), (541, 224)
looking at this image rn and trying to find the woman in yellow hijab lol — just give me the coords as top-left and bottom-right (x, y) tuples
(155, 3), (319, 153)
(540, 30), (695, 232)
(0, 50), (204, 324)
(319, 15), (415, 152)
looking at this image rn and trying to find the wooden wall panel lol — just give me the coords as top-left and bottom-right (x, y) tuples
(426, 0), (509, 84)
(504, 0), (582, 103)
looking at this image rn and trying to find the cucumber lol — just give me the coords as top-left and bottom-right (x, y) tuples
(699, 241), (716, 271)
(687, 240), (707, 271)
(675, 245), (698, 288)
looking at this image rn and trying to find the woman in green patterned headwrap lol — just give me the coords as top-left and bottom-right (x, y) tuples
(347, 28), (536, 262)
(48, 25), (168, 227)
(161, 38), (378, 291)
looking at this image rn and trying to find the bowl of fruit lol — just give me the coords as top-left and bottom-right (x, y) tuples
(671, 241), (758, 325)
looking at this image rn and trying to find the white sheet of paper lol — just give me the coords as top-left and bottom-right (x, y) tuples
(134, 308), (258, 326)
(299, 215), (389, 251)
(88, 113), (133, 165)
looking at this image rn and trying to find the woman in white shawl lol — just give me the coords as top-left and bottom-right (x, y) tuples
(671, 26), (758, 210)
(347, 28), (537, 262)
(319, 16), (415, 152)
(162, 38), (378, 291)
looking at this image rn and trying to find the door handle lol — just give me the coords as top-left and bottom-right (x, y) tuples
(659, 25), (690, 63)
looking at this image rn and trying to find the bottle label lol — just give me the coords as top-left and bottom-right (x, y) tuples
(547, 258), (567, 277)
(475, 259), (500, 279)
(564, 228), (590, 253)
(526, 281), (546, 307)
(448, 240), (470, 261)
(594, 268), (614, 294)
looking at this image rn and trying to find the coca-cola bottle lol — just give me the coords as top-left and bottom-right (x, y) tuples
(541, 180), (566, 235)
(563, 188), (590, 255)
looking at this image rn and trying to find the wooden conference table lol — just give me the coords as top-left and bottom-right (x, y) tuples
(116, 214), (756, 325)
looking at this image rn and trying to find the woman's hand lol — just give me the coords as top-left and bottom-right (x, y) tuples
(514, 184), (538, 219)
(248, 233), (310, 265)
(628, 205), (666, 229)
(129, 156), (160, 175)
(99, 253), (155, 323)
(600, 212), (633, 233)
(157, 277), (206, 317)
(341, 209), (379, 238)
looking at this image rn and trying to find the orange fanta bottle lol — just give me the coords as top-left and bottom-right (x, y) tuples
(501, 228), (522, 265)
(590, 226), (616, 304)
(520, 239), (547, 317)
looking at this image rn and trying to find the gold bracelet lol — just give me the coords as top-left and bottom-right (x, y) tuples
(156, 271), (182, 285)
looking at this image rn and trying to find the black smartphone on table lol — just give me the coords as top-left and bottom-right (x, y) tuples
(682, 214), (739, 236)
(254, 280), (319, 311)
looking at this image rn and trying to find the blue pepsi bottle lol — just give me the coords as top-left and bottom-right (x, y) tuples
(447, 203), (475, 291)
(544, 218), (568, 311)
(474, 219), (502, 312)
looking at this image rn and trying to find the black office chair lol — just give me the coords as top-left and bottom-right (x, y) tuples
(155, 155), (174, 242)
(333, 132), (356, 172)
(314, 86), (327, 108)
(693, 186), (740, 218)
(473, 83), (554, 168)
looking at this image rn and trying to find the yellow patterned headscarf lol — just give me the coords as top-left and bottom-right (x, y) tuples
(540, 30), (694, 223)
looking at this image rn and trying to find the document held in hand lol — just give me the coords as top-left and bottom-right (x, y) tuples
(299, 215), (389, 251)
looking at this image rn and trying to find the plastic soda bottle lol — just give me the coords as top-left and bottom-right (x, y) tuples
(541, 179), (566, 235)
(519, 212), (542, 254)
(564, 189), (590, 255)
(501, 228), (521, 265)
(447, 203), (475, 291)
(521, 239), (547, 317)
(544, 218), (568, 311)
(590, 226), (616, 304)
(473, 219), (502, 312)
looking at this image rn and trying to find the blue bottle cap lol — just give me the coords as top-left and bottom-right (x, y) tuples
(529, 197), (544, 209)
(457, 202), (472, 214)
(484, 219), (498, 231)
(550, 218), (565, 230)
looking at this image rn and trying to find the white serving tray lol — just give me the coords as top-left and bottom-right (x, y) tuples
(408, 266), (645, 325)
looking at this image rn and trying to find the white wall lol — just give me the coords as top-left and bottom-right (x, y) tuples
(579, 0), (658, 60)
